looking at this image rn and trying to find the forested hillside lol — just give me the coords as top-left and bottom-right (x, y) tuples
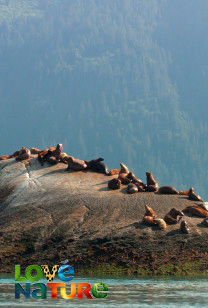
(0, 0), (207, 198)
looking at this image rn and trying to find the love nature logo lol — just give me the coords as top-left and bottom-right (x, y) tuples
(15, 264), (108, 300)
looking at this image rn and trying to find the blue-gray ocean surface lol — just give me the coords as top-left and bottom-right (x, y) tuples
(0, 275), (207, 307)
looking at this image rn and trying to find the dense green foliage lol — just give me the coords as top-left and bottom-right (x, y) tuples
(0, 0), (207, 198)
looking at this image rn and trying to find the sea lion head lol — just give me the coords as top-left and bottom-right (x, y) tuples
(145, 205), (156, 217)
(119, 163), (129, 174)
(127, 172), (142, 184)
(56, 144), (63, 155)
(188, 187), (194, 194)
(146, 172), (155, 180)
(20, 147), (26, 153)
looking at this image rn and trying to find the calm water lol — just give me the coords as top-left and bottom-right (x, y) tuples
(0, 275), (208, 307)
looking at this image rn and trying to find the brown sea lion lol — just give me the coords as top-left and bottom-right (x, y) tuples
(85, 158), (108, 174)
(38, 147), (56, 164)
(154, 218), (167, 230)
(1, 146), (36, 161)
(16, 147), (31, 161)
(38, 151), (50, 164)
(66, 156), (87, 171)
(143, 216), (157, 226)
(164, 208), (184, 224)
(118, 173), (131, 185)
(53, 144), (63, 158)
(188, 187), (203, 202)
(144, 205), (156, 217)
(146, 172), (159, 191)
(38, 144), (63, 165)
(0, 149), (22, 161)
(108, 178), (121, 190)
(0, 155), (12, 160)
(127, 172), (142, 184)
(183, 205), (208, 218)
(45, 145), (63, 164)
(157, 186), (179, 195)
(146, 172), (158, 186)
(12, 150), (21, 157)
(30, 148), (43, 154)
(127, 183), (138, 194)
(119, 163), (129, 174)
(180, 220), (189, 234)
(108, 169), (120, 176)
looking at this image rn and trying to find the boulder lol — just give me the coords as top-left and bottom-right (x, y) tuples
(0, 156), (207, 275)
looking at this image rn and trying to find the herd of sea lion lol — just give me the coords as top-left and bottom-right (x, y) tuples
(107, 163), (203, 202)
(141, 203), (208, 234)
(0, 143), (207, 233)
(106, 159), (207, 233)
(0, 144), (108, 174)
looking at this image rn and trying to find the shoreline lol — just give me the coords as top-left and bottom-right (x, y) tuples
(1, 233), (208, 277)
(1, 260), (208, 278)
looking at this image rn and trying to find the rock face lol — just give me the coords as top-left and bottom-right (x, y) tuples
(0, 157), (208, 275)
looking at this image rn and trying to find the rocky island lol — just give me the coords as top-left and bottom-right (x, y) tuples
(0, 154), (208, 276)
